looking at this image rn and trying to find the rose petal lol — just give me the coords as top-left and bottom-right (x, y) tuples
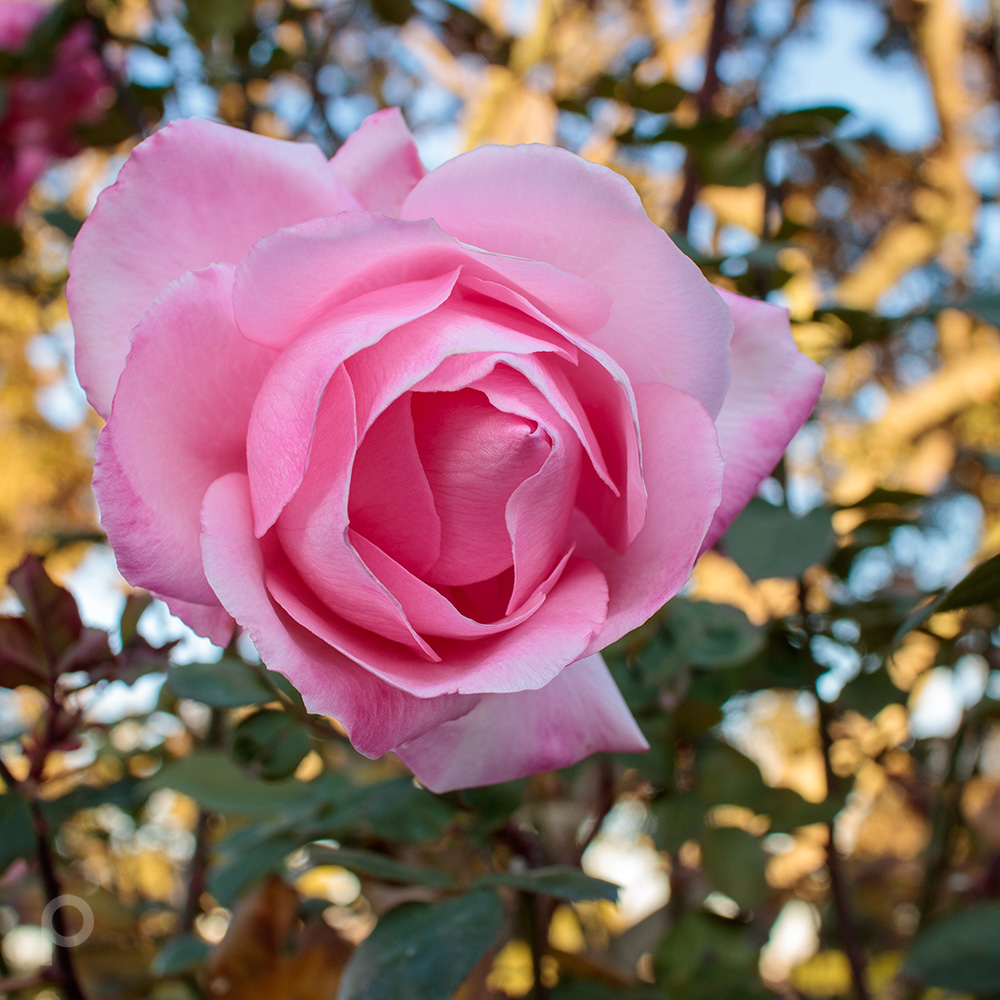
(152, 592), (235, 648)
(232, 212), (610, 351)
(247, 269), (461, 535)
(400, 143), (733, 417)
(95, 265), (274, 607)
(267, 554), (608, 697)
(276, 370), (440, 660)
(575, 382), (724, 651)
(200, 472), (477, 757)
(353, 534), (572, 638)
(700, 289), (825, 551)
(348, 392), (441, 577)
(412, 388), (550, 586)
(69, 118), (359, 417)
(396, 652), (648, 792)
(330, 107), (425, 214)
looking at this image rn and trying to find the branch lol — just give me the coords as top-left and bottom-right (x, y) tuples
(1, 758), (88, 1000)
(817, 699), (871, 1000)
(181, 709), (224, 931)
(674, 0), (731, 234)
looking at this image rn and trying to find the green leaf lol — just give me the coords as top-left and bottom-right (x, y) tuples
(41, 208), (83, 239)
(338, 891), (504, 1000)
(209, 836), (297, 906)
(308, 846), (457, 889)
(723, 499), (835, 581)
(230, 709), (311, 780)
(145, 751), (308, 814)
(167, 659), (277, 708)
(700, 827), (768, 911)
(477, 866), (618, 902)
(664, 601), (765, 669)
(0, 791), (34, 872)
(152, 933), (210, 976)
(655, 910), (765, 999)
(325, 778), (456, 843)
(0, 223), (25, 260)
(957, 291), (1000, 328)
(895, 551), (1000, 643)
(652, 793), (704, 853)
(903, 902), (1000, 993)
(765, 105), (850, 139)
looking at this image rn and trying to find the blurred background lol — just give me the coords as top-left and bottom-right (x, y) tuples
(1, 0), (999, 997)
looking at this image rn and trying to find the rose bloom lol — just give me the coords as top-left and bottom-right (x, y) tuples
(69, 110), (822, 792)
(0, 1), (109, 222)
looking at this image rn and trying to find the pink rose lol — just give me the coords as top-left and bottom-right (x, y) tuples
(0, 2), (110, 222)
(69, 110), (822, 792)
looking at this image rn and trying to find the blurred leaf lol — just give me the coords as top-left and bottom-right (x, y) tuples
(843, 488), (928, 508)
(210, 836), (298, 906)
(655, 911), (765, 999)
(231, 709), (311, 780)
(184, 0), (254, 42)
(837, 664), (907, 716)
(0, 223), (25, 259)
(146, 750), (308, 814)
(895, 551), (1000, 643)
(41, 208), (83, 239)
(550, 983), (667, 1000)
(593, 72), (687, 113)
(0, 791), (34, 872)
(308, 846), (456, 889)
(765, 105), (850, 139)
(700, 827), (768, 911)
(119, 591), (152, 647)
(0, 616), (46, 689)
(371, 0), (416, 25)
(8, 554), (83, 660)
(664, 601), (765, 669)
(723, 499), (835, 581)
(338, 891), (504, 1000)
(167, 659), (277, 708)
(477, 866), (619, 902)
(153, 933), (210, 977)
(954, 292), (1000, 327)
(903, 902), (1000, 992)
(325, 778), (456, 843)
(653, 793), (704, 853)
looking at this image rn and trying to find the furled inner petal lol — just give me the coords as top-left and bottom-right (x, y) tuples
(347, 392), (442, 577)
(410, 388), (550, 587)
(275, 370), (440, 661)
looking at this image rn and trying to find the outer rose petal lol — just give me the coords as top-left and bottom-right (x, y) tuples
(152, 593), (235, 648)
(330, 107), (425, 215)
(700, 289), (825, 552)
(396, 652), (648, 793)
(400, 143), (734, 418)
(68, 118), (360, 417)
(95, 265), (274, 607)
(201, 472), (478, 757)
(576, 382), (725, 651)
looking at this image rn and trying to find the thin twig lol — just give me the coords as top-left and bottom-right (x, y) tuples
(181, 709), (224, 931)
(817, 698), (871, 1000)
(4, 753), (89, 1000)
(674, 0), (731, 234)
(913, 720), (977, 932)
(29, 799), (88, 1000)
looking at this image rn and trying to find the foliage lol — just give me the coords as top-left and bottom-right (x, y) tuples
(2, 0), (1000, 998)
